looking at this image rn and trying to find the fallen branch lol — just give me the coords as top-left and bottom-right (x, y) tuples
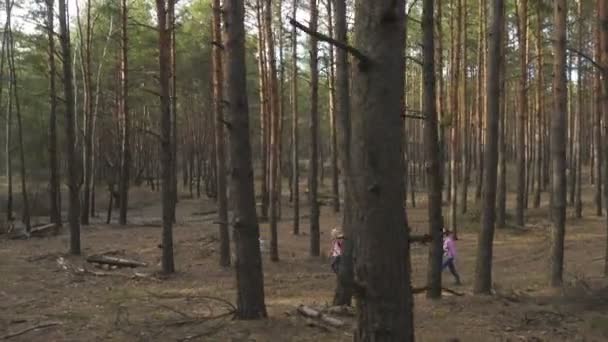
(412, 286), (465, 297)
(2, 322), (61, 340)
(30, 223), (59, 237)
(288, 18), (370, 67)
(86, 255), (148, 268)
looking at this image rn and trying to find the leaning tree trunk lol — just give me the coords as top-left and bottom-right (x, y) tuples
(212, 0), (230, 267)
(119, 0), (130, 225)
(2, 21), (11, 223)
(474, 0), (504, 295)
(155, 0), (175, 274)
(422, 0), (444, 300)
(350, 0), (413, 340)
(222, 0), (267, 319)
(46, 0), (61, 226)
(308, 0), (320, 257)
(58, 0), (81, 255)
(550, 0), (567, 287)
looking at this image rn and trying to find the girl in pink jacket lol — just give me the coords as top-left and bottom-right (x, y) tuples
(442, 229), (461, 285)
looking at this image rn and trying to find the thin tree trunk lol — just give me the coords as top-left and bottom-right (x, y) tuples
(256, 0), (269, 222)
(79, 0), (93, 226)
(308, 0), (320, 257)
(533, 2), (543, 209)
(515, 0), (527, 227)
(600, 0), (608, 276)
(291, 0), (299, 236)
(213, 0), (230, 267)
(474, 0), (504, 295)
(595, 7), (603, 216)
(327, 0), (339, 213)
(474, 0), (486, 203)
(2, 20), (11, 223)
(265, 0), (281, 262)
(59, 0), (81, 255)
(550, 0), (567, 287)
(119, 0), (130, 225)
(459, 0), (469, 215)
(351, 0), (413, 339)
(575, 0), (584, 218)
(46, 0), (61, 226)
(223, 0), (267, 318)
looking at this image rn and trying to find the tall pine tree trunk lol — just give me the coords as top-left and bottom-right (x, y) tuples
(59, 0), (81, 254)
(423, 0), (444, 299)
(222, 0), (267, 318)
(156, 0), (175, 274)
(351, 0), (413, 339)
(515, 0), (527, 227)
(46, 0), (61, 226)
(265, 0), (281, 262)
(550, 0), (567, 287)
(119, 0), (130, 225)
(291, 0), (300, 236)
(308, 0), (320, 257)
(474, 0), (504, 295)
(332, 0), (353, 307)
(213, 0), (230, 267)
(327, 0), (339, 213)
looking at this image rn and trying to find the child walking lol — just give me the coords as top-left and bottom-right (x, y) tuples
(329, 227), (344, 274)
(443, 229), (461, 285)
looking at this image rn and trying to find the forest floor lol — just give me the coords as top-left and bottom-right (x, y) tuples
(1, 185), (608, 341)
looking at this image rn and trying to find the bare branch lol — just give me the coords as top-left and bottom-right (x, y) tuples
(288, 17), (371, 67)
(566, 46), (605, 73)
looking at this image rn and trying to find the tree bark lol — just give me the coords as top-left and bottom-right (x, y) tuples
(308, 0), (320, 257)
(119, 0), (130, 225)
(351, 0), (413, 340)
(291, 0), (300, 236)
(533, 2), (544, 209)
(332, 0), (353, 307)
(474, 0), (504, 295)
(59, 0), (81, 255)
(575, 0), (584, 218)
(155, 0), (175, 274)
(550, 0), (567, 287)
(212, 0), (230, 267)
(327, 0), (340, 213)
(595, 4), (603, 216)
(422, 0), (444, 300)
(265, 0), (281, 262)
(222, 0), (267, 318)
(46, 0), (62, 226)
(600, 0), (608, 277)
(6, 3), (30, 232)
(515, 0), (528, 227)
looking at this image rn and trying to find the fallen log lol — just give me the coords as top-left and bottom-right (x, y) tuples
(297, 305), (345, 328)
(297, 305), (321, 318)
(86, 255), (147, 268)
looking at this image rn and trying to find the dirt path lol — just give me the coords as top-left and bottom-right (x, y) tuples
(1, 189), (608, 341)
